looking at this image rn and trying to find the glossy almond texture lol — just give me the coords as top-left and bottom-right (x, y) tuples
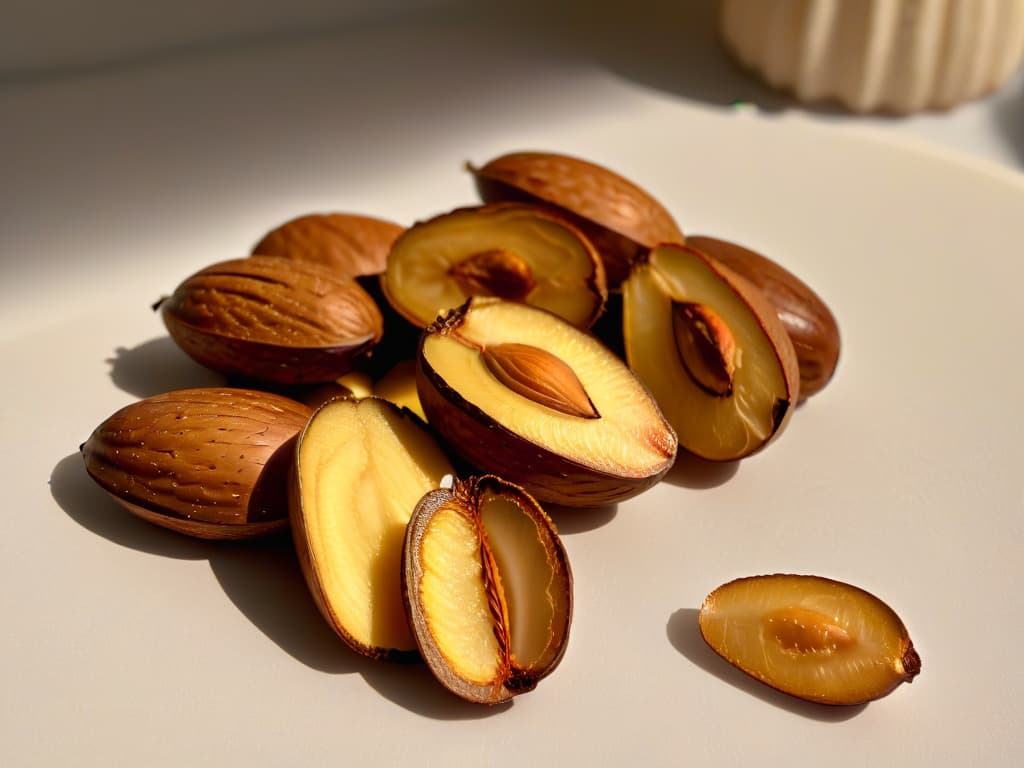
(417, 297), (677, 506)
(159, 255), (383, 384)
(402, 475), (572, 704)
(688, 235), (840, 399)
(290, 397), (454, 660)
(251, 212), (404, 277)
(623, 243), (799, 461)
(382, 204), (606, 330)
(699, 574), (922, 705)
(469, 151), (684, 286)
(81, 388), (312, 539)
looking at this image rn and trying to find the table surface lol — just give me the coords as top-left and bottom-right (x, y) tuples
(3, 5), (1022, 767)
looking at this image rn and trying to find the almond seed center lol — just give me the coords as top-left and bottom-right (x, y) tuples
(449, 249), (537, 302)
(482, 343), (599, 419)
(765, 606), (855, 656)
(672, 301), (737, 397)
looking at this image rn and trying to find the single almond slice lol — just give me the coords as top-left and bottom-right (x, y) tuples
(402, 475), (573, 704)
(699, 574), (921, 705)
(290, 397), (454, 660)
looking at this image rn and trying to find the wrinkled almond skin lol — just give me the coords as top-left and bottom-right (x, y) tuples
(251, 212), (404, 277)
(81, 388), (312, 539)
(159, 256), (383, 384)
(469, 151), (684, 286)
(688, 235), (840, 399)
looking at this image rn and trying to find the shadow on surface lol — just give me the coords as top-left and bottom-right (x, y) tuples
(666, 608), (866, 721)
(52, 450), (504, 717)
(360, 659), (511, 720)
(107, 335), (224, 399)
(662, 452), (739, 490)
(546, 502), (618, 534)
(993, 78), (1024, 166)
(571, 0), (796, 113)
(51, 451), (217, 559)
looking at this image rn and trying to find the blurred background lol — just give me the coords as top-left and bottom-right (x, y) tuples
(2, 0), (1022, 307)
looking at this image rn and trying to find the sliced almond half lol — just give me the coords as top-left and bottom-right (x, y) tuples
(402, 475), (573, 704)
(290, 397), (454, 660)
(623, 243), (799, 461)
(382, 203), (606, 330)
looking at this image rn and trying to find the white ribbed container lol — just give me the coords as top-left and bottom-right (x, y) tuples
(720, 0), (1024, 112)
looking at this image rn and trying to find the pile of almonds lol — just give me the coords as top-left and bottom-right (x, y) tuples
(81, 151), (919, 706)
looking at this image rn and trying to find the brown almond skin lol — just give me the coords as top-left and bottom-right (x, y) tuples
(688, 235), (840, 399)
(81, 388), (312, 539)
(159, 256), (383, 384)
(251, 212), (404, 277)
(469, 151), (684, 287)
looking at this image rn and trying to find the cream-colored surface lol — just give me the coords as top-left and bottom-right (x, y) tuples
(721, 0), (1024, 112)
(9, 9), (1024, 762)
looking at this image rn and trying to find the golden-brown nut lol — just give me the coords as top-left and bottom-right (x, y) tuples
(159, 256), (383, 384)
(468, 151), (684, 286)
(81, 388), (312, 539)
(252, 212), (404, 277)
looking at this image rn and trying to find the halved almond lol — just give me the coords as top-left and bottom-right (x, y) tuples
(290, 397), (454, 660)
(699, 574), (921, 705)
(417, 297), (676, 506)
(382, 203), (606, 330)
(623, 244), (799, 461)
(402, 475), (573, 704)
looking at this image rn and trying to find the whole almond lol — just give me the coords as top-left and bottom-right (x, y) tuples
(81, 388), (312, 539)
(252, 212), (404, 277)
(468, 151), (684, 286)
(159, 255), (383, 384)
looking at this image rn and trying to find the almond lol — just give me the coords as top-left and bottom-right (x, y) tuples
(81, 388), (312, 539)
(158, 255), (383, 384)
(251, 212), (404, 277)
(482, 342), (599, 419)
(469, 151), (684, 286)
(672, 301), (737, 397)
